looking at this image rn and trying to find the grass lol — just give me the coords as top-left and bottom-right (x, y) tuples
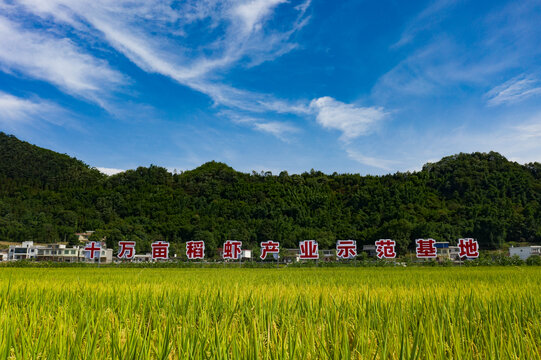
(0, 267), (540, 359)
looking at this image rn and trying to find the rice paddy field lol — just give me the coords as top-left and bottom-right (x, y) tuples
(0, 267), (540, 359)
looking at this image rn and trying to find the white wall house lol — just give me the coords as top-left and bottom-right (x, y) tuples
(435, 242), (450, 258)
(8, 241), (45, 260)
(8, 241), (113, 264)
(449, 246), (461, 260)
(509, 246), (541, 260)
(36, 244), (79, 262)
(132, 254), (152, 262)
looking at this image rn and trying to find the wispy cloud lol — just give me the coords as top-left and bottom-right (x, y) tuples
(375, 37), (513, 99)
(486, 75), (541, 106)
(0, 91), (69, 127)
(2, 0), (389, 152)
(96, 167), (125, 176)
(234, 0), (287, 33)
(378, 1), (541, 101)
(2, 0), (396, 171)
(222, 111), (300, 141)
(310, 97), (387, 142)
(345, 149), (396, 171)
(392, 112), (541, 171)
(365, 0), (541, 173)
(0, 15), (125, 105)
(514, 121), (541, 141)
(8, 0), (311, 115)
(392, 0), (458, 48)
(253, 121), (299, 141)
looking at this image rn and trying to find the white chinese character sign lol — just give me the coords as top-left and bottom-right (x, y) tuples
(375, 239), (396, 259)
(223, 240), (242, 260)
(260, 241), (280, 260)
(118, 241), (136, 260)
(416, 238), (437, 258)
(151, 241), (169, 260)
(84, 241), (101, 260)
(108, 238), (480, 262)
(336, 240), (356, 259)
(458, 238), (479, 258)
(299, 240), (319, 259)
(186, 240), (205, 260)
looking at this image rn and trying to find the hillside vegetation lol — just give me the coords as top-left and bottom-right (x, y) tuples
(1, 132), (540, 255)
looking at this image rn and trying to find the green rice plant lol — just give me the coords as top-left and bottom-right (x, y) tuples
(0, 267), (539, 359)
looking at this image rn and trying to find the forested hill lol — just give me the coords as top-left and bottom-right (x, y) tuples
(1, 131), (540, 255)
(0, 133), (104, 189)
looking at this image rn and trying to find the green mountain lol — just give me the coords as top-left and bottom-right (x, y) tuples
(0, 133), (104, 189)
(1, 132), (540, 254)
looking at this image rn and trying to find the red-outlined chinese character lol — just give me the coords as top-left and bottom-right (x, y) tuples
(118, 241), (136, 259)
(186, 240), (205, 260)
(458, 238), (479, 258)
(260, 241), (280, 260)
(223, 240), (242, 260)
(375, 239), (396, 259)
(336, 240), (357, 259)
(299, 240), (319, 259)
(151, 241), (169, 260)
(84, 241), (101, 260)
(416, 238), (437, 258)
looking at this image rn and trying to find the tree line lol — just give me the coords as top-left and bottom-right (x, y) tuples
(1, 132), (540, 256)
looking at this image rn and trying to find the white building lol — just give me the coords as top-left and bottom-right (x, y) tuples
(36, 244), (113, 264)
(434, 242), (462, 261)
(8, 241), (113, 264)
(509, 246), (541, 260)
(8, 241), (45, 260)
(0, 250), (8, 261)
(449, 246), (461, 260)
(241, 249), (252, 259)
(321, 249), (336, 261)
(434, 242), (450, 258)
(36, 244), (79, 262)
(132, 254), (152, 262)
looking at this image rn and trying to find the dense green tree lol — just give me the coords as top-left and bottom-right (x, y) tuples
(1, 132), (540, 255)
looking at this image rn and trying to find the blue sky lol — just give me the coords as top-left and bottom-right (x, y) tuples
(1, 0), (541, 175)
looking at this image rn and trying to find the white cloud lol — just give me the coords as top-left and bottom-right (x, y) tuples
(392, 0), (458, 48)
(310, 97), (387, 142)
(253, 121), (299, 141)
(2, 0), (394, 158)
(0, 91), (68, 126)
(96, 167), (125, 176)
(377, 1), (541, 101)
(221, 111), (300, 141)
(486, 75), (541, 106)
(375, 38), (515, 99)
(0, 16), (125, 104)
(8, 0), (311, 114)
(514, 122), (541, 141)
(387, 112), (541, 172)
(345, 149), (396, 171)
(233, 0), (287, 33)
